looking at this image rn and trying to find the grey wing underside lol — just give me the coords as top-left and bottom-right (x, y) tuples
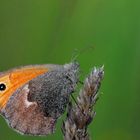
(27, 69), (74, 119)
(1, 84), (56, 136)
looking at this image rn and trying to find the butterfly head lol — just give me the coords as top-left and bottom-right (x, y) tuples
(64, 62), (80, 89)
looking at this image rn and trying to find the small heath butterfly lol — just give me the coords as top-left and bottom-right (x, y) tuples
(0, 62), (79, 136)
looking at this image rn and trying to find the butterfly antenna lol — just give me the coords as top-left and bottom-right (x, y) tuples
(71, 46), (95, 62)
(71, 49), (79, 62)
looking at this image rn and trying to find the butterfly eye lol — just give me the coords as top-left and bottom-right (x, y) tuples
(0, 83), (6, 91)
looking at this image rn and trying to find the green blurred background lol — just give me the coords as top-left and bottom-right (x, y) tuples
(0, 0), (140, 140)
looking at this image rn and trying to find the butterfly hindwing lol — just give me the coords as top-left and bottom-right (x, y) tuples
(1, 83), (56, 135)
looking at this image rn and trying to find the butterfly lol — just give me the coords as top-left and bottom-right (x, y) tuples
(0, 62), (79, 136)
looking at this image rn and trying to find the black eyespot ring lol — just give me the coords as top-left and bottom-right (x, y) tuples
(0, 83), (6, 91)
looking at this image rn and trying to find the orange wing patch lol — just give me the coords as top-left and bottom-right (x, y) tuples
(0, 66), (48, 109)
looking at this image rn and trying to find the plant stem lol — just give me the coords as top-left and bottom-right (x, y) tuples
(62, 66), (104, 140)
